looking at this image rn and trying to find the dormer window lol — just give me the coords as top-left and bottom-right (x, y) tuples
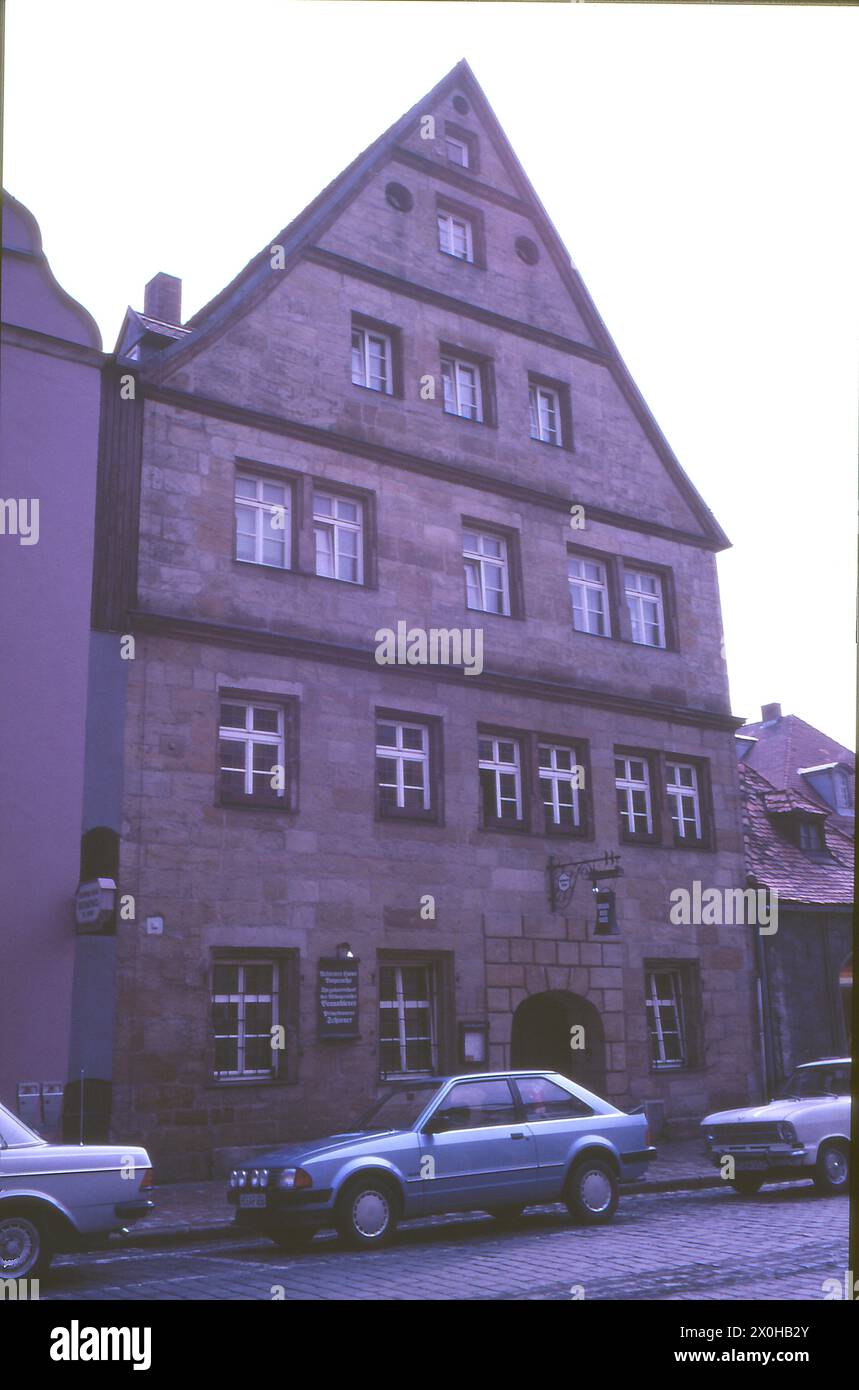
(833, 771), (854, 815)
(798, 820), (826, 853)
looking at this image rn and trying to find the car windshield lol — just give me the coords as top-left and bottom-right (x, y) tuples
(352, 1082), (442, 1133)
(776, 1064), (851, 1099)
(0, 1101), (44, 1147)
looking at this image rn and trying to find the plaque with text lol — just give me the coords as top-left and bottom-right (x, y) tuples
(318, 958), (360, 1039)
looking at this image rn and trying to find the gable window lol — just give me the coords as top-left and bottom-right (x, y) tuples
(376, 719), (431, 818)
(212, 960), (279, 1080)
(314, 491), (363, 584)
(479, 734), (523, 824)
(219, 699), (288, 806)
(437, 209), (474, 262)
(463, 528), (509, 615)
(446, 135), (469, 168)
(442, 354), (483, 421)
(568, 556), (611, 637)
(615, 754), (653, 839)
(379, 964), (437, 1076)
(539, 743), (581, 832)
(625, 568), (666, 648)
(529, 383), (562, 445)
(234, 474), (290, 569)
(351, 326), (392, 394)
(666, 761), (702, 843)
(645, 968), (687, 1069)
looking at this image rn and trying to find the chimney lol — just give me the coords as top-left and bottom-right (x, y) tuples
(761, 702), (782, 723)
(143, 272), (182, 325)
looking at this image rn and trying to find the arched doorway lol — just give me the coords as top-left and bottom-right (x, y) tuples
(510, 991), (606, 1094)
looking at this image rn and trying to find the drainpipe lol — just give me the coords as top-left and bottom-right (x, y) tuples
(754, 922), (771, 1101)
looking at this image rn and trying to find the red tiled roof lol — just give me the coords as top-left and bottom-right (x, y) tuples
(738, 712), (854, 834)
(740, 763), (854, 906)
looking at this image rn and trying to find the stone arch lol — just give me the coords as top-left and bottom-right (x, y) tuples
(510, 990), (606, 1094)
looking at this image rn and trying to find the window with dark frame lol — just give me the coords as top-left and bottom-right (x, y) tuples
(376, 718), (432, 818)
(666, 760), (703, 843)
(479, 733), (524, 825)
(211, 959), (279, 1080)
(538, 742), (582, 833)
(379, 963), (438, 1077)
(219, 699), (289, 807)
(645, 966), (688, 1069)
(615, 753), (654, 839)
(234, 473), (291, 569)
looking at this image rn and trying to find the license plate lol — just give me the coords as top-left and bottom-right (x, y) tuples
(735, 1157), (768, 1170)
(239, 1193), (267, 1208)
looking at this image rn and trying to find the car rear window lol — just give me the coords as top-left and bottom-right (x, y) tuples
(516, 1076), (594, 1120)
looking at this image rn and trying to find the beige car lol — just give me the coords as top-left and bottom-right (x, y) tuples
(0, 1099), (153, 1279)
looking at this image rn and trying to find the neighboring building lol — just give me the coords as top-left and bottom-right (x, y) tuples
(737, 707), (854, 1091)
(90, 61), (757, 1179)
(0, 194), (103, 1126)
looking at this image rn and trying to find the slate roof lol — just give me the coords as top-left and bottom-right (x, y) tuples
(740, 762), (854, 906)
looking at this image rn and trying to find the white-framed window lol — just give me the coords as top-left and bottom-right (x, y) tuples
(234, 474), (290, 569)
(446, 135), (469, 168)
(666, 761), (702, 841)
(539, 743), (581, 830)
(437, 210), (474, 262)
(219, 700), (285, 803)
(529, 383), (562, 445)
(379, 964), (437, 1076)
(376, 720), (430, 813)
(314, 491), (363, 584)
(351, 326), (392, 394)
(441, 355), (483, 421)
(615, 754), (653, 837)
(625, 568), (666, 647)
(568, 556), (611, 637)
(212, 960), (279, 1079)
(479, 734), (523, 822)
(463, 528), (510, 615)
(645, 968), (687, 1069)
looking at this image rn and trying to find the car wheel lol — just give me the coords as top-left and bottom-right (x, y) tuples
(564, 1156), (619, 1224)
(269, 1227), (317, 1253)
(730, 1174), (765, 1196)
(0, 1212), (53, 1280)
(813, 1142), (849, 1194)
(335, 1176), (400, 1250)
(485, 1206), (526, 1225)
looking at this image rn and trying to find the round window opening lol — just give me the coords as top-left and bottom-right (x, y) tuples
(452, 95), (470, 116)
(515, 236), (540, 265)
(385, 181), (414, 212)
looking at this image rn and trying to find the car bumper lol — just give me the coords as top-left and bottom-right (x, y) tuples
(704, 1144), (809, 1175)
(114, 1198), (155, 1223)
(229, 1188), (334, 1230)
(620, 1145), (657, 1180)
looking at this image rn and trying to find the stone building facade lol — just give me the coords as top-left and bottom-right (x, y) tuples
(93, 62), (758, 1179)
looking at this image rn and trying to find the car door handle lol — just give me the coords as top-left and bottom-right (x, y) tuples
(510, 1132), (527, 1140)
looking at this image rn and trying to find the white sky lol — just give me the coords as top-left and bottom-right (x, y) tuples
(5, 1), (857, 748)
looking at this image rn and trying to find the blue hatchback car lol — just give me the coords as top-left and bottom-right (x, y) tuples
(228, 1070), (654, 1249)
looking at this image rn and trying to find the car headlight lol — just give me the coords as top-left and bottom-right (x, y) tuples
(229, 1169), (246, 1189)
(276, 1168), (312, 1190)
(778, 1122), (797, 1144)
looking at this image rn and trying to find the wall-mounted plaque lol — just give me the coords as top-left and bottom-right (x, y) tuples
(318, 958), (360, 1039)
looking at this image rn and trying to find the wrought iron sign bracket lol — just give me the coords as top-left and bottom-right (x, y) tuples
(547, 851), (622, 912)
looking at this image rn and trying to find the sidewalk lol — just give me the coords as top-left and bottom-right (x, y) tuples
(121, 1138), (720, 1248)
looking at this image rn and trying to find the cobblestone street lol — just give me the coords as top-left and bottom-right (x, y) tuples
(39, 1183), (848, 1302)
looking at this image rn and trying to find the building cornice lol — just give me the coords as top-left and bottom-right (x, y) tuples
(144, 382), (723, 552)
(1, 321), (105, 368)
(128, 607), (744, 733)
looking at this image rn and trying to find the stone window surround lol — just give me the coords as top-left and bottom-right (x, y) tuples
(435, 193), (487, 268)
(443, 119), (480, 174)
(207, 946), (300, 1087)
(376, 948), (455, 1080)
(439, 339), (497, 427)
(232, 459), (378, 589)
(528, 370), (574, 453)
(643, 958), (705, 1072)
(350, 311), (404, 397)
(461, 513), (524, 618)
(566, 541), (679, 652)
(216, 686), (300, 813)
(374, 707), (445, 826)
(614, 744), (716, 852)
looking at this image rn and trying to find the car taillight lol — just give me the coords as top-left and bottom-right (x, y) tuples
(139, 1168), (153, 1189)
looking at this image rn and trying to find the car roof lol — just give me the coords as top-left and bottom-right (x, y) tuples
(796, 1057), (851, 1068)
(420, 1070), (569, 1085)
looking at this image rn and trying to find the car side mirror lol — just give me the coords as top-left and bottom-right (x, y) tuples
(425, 1106), (468, 1135)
